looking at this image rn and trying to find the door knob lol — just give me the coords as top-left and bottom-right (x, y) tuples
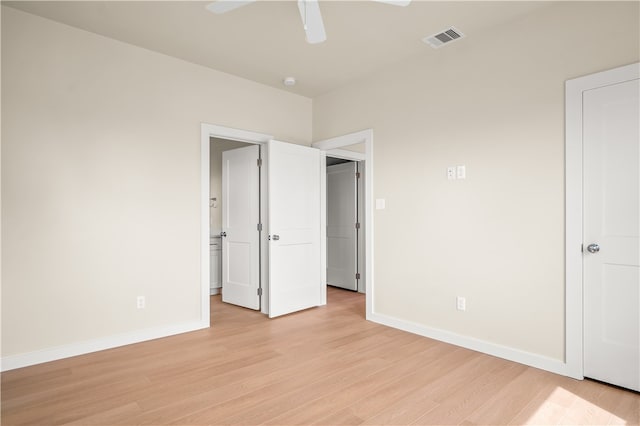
(271, 234), (280, 241)
(586, 243), (600, 253)
(220, 231), (227, 237)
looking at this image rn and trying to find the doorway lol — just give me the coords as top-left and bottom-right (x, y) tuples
(565, 63), (639, 390)
(210, 138), (264, 311)
(326, 157), (365, 293)
(313, 129), (373, 316)
(201, 125), (272, 324)
(201, 124), (374, 323)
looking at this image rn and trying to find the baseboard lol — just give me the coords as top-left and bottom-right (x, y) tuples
(210, 288), (221, 295)
(1, 320), (208, 372)
(368, 311), (572, 378)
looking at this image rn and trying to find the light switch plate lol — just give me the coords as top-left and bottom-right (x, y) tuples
(447, 167), (456, 180)
(457, 165), (466, 179)
(375, 199), (386, 210)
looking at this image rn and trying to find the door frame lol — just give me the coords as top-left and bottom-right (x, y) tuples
(313, 129), (373, 319)
(201, 123), (273, 324)
(565, 62), (639, 380)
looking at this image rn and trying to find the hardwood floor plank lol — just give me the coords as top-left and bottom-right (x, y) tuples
(410, 361), (528, 424)
(607, 390), (640, 425)
(357, 353), (510, 425)
(508, 377), (578, 425)
(132, 351), (370, 424)
(60, 403), (143, 426)
(169, 357), (389, 425)
(313, 348), (479, 426)
(264, 342), (456, 425)
(462, 366), (558, 425)
(2, 376), (152, 425)
(361, 388), (440, 425)
(559, 380), (629, 426)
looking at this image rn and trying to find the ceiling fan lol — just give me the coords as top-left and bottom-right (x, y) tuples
(206, 0), (411, 44)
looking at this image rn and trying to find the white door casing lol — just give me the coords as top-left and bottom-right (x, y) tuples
(357, 161), (365, 294)
(222, 145), (260, 310)
(202, 124), (273, 324)
(268, 140), (322, 318)
(313, 130), (373, 311)
(582, 78), (639, 391)
(327, 162), (358, 291)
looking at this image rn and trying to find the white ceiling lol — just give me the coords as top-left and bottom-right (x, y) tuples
(4, 1), (551, 97)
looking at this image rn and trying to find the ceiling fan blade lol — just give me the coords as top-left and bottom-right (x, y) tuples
(371, 0), (411, 6)
(206, 0), (256, 14)
(297, 0), (327, 44)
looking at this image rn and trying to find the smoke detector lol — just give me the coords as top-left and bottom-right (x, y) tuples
(283, 77), (296, 87)
(423, 27), (465, 48)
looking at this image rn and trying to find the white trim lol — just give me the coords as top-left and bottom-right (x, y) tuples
(200, 125), (212, 326)
(205, 124), (274, 145)
(325, 148), (366, 161)
(201, 123), (273, 322)
(313, 129), (373, 320)
(319, 154), (327, 305)
(565, 62), (639, 380)
(1, 321), (206, 372)
(369, 312), (568, 376)
(314, 129), (372, 151)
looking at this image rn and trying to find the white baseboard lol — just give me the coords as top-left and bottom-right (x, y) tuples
(368, 312), (575, 379)
(1, 320), (208, 372)
(210, 288), (220, 295)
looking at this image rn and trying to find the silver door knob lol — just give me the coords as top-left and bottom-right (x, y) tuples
(587, 243), (600, 253)
(271, 234), (280, 241)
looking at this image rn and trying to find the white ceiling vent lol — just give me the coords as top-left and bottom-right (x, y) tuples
(422, 27), (464, 48)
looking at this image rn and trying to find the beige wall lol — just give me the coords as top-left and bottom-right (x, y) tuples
(313, 1), (640, 361)
(209, 137), (249, 233)
(1, 6), (311, 357)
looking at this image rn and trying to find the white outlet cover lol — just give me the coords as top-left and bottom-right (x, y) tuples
(375, 198), (386, 210)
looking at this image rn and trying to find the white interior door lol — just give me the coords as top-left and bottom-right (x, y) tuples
(327, 162), (358, 291)
(222, 145), (260, 310)
(268, 140), (321, 318)
(583, 78), (639, 391)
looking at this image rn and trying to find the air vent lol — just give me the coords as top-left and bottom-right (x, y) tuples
(422, 27), (465, 49)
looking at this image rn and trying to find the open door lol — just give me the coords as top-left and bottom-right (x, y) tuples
(268, 140), (322, 318)
(221, 145), (260, 310)
(326, 162), (358, 291)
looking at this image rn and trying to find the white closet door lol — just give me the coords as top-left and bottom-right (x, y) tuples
(583, 78), (639, 391)
(268, 140), (322, 318)
(221, 145), (260, 310)
(327, 162), (358, 291)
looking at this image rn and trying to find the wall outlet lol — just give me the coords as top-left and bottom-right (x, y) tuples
(137, 296), (146, 309)
(447, 166), (456, 180)
(456, 296), (466, 311)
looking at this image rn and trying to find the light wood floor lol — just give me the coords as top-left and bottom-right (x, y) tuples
(2, 287), (638, 425)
